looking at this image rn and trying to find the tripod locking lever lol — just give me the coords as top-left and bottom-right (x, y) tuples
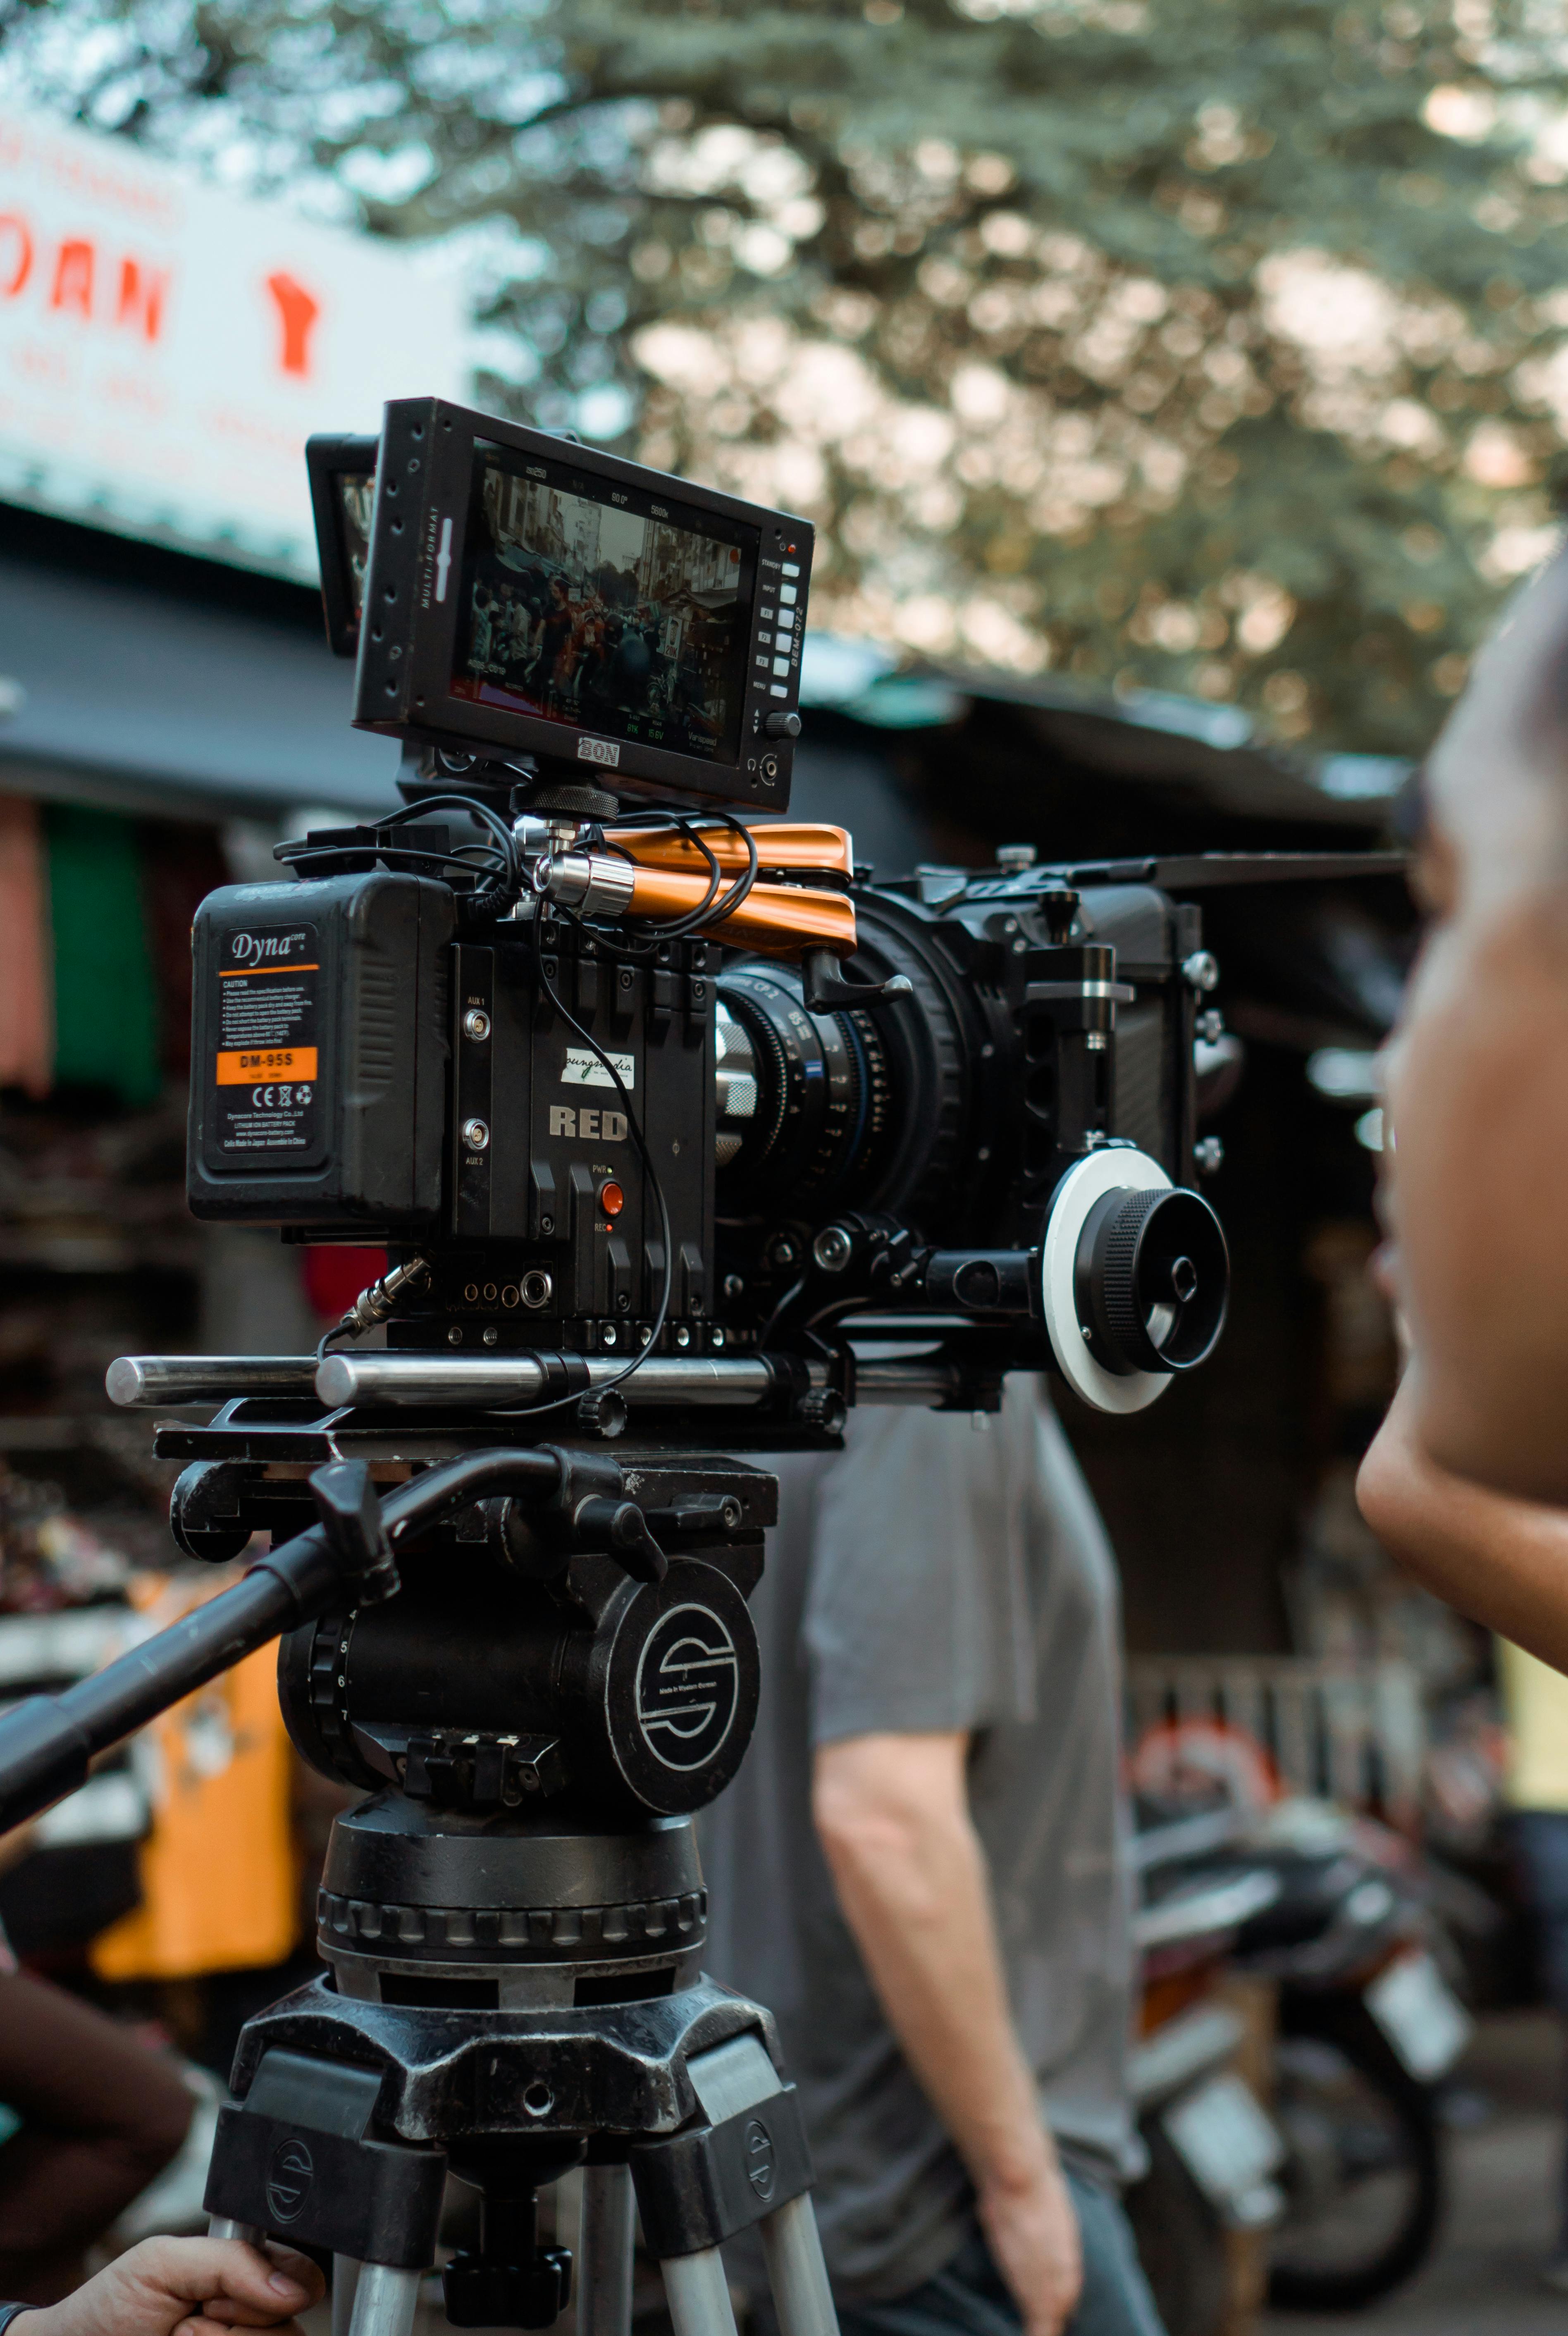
(570, 1496), (668, 1584)
(311, 1460), (401, 1605)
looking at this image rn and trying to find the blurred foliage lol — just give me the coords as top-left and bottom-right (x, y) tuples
(5, 0), (1568, 751)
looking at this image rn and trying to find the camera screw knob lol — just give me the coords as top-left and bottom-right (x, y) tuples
(812, 1224), (854, 1274)
(577, 1389), (628, 1439)
(1193, 1136), (1225, 1174)
(462, 1008), (492, 1041)
(1182, 951), (1220, 993)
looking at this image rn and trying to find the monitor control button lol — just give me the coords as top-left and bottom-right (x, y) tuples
(764, 711), (802, 740)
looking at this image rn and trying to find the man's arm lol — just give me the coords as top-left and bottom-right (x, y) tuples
(1358, 1373), (1568, 1672)
(812, 1730), (1082, 2336)
(10, 2235), (323, 2336)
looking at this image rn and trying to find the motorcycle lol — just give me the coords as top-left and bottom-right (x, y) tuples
(1132, 1796), (1472, 2317)
(1126, 1807), (1287, 2336)
(1227, 1799), (1470, 2312)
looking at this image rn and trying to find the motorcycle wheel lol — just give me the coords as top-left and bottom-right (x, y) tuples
(1125, 2122), (1231, 2336)
(1267, 1993), (1442, 2312)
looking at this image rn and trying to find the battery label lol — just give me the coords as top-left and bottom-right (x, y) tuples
(207, 923), (325, 1165)
(215, 1048), (319, 1085)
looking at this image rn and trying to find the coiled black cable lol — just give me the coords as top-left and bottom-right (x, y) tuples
(278, 795), (523, 920)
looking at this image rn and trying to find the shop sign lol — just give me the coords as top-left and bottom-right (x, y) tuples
(0, 107), (467, 580)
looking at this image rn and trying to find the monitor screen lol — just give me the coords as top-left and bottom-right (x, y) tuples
(336, 470), (375, 632)
(449, 441), (759, 766)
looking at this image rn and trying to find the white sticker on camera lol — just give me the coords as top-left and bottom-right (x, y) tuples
(563, 1048), (635, 1091)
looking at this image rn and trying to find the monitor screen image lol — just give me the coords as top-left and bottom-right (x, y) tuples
(449, 446), (757, 766)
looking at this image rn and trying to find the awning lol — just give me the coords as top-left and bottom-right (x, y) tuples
(0, 541), (401, 823)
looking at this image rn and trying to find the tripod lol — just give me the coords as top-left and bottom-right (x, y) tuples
(205, 1828), (833, 2336)
(0, 1436), (839, 2336)
(206, 1926), (832, 2336)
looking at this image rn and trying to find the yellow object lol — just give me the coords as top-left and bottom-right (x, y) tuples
(1499, 1636), (1568, 1812)
(91, 1571), (297, 1980)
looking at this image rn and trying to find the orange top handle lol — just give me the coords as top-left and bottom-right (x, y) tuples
(632, 869), (856, 958)
(604, 822), (853, 880)
(538, 852), (857, 959)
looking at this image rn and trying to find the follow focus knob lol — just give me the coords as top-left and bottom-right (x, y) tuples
(1075, 1184), (1229, 1377)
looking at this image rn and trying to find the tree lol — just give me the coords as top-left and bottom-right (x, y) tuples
(5, 0), (1568, 753)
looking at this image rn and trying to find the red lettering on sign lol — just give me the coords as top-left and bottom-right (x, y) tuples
(50, 237), (94, 317)
(0, 215), (32, 298)
(115, 255), (169, 342)
(265, 270), (319, 377)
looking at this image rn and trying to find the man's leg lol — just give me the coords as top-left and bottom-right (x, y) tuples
(834, 2177), (1165, 2336)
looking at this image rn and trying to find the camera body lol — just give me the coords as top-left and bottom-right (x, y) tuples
(186, 843), (1224, 1419)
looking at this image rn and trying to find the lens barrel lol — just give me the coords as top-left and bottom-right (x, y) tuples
(714, 965), (893, 1206)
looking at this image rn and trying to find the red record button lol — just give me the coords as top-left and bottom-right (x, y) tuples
(599, 1180), (625, 1218)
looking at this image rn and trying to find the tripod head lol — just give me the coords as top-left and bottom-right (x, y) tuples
(0, 1443), (766, 1849)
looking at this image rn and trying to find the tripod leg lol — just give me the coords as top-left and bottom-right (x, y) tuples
(208, 2217), (263, 2243)
(332, 2255), (362, 2336)
(661, 2248), (740, 2336)
(761, 2196), (839, 2336)
(580, 2164), (636, 2336)
(346, 2260), (423, 2336)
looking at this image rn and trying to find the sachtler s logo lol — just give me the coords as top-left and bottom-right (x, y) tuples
(745, 2118), (776, 2200)
(265, 2136), (314, 2224)
(635, 1603), (740, 1773)
(229, 931), (310, 966)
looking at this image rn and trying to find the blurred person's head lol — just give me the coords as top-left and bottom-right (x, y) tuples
(1382, 549), (1568, 1501)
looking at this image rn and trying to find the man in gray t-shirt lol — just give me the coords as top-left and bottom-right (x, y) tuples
(702, 1379), (1162, 2336)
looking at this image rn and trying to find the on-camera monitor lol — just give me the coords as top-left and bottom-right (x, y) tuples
(450, 441), (759, 766)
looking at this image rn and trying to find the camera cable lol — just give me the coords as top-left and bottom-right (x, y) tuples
(279, 794), (524, 919)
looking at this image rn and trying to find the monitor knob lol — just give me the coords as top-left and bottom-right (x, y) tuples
(764, 711), (802, 740)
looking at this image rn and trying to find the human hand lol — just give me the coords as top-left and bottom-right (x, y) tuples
(16, 2235), (325, 2336)
(976, 2161), (1083, 2336)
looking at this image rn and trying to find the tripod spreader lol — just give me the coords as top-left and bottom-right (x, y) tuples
(0, 1444), (659, 1836)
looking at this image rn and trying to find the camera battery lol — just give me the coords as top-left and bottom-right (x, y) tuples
(187, 872), (453, 1228)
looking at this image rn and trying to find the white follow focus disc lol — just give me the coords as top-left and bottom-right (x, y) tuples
(1040, 1147), (1173, 1415)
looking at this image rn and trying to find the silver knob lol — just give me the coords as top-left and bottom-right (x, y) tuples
(1182, 952), (1220, 993)
(812, 1224), (854, 1274)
